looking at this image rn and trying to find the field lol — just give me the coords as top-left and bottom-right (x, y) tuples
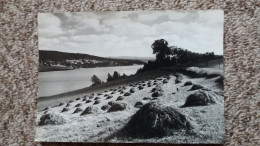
(35, 67), (224, 143)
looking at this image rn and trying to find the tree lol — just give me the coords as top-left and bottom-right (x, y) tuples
(107, 73), (113, 82)
(113, 71), (120, 79)
(152, 39), (172, 62)
(91, 75), (102, 85)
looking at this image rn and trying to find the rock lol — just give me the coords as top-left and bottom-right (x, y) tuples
(82, 98), (86, 101)
(39, 111), (68, 126)
(101, 105), (111, 111)
(118, 102), (193, 138)
(75, 103), (82, 107)
(134, 101), (144, 108)
(98, 93), (102, 96)
(104, 94), (108, 97)
(65, 103), (70, 107)
(94, 100), (101, 105)
(108, 102), (127, 112)
(76, 97), (81, 100)
(68, 100), (74, 103)
(184, 81), (193, 86)
(61, 107), (70, 112)
(58, 102), (65, 106)
(73, 107), (83, 113)
(116, 96), (124, 101)
(124, 92), (131, 96)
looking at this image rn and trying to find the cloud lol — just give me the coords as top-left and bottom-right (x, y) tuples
(38, 13), (65, 37)
(38, 10), (223, 56)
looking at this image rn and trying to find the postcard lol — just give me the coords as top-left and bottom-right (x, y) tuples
(36, 10), (224, 143)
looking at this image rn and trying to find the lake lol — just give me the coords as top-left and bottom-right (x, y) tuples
(38, 65), (143, 97)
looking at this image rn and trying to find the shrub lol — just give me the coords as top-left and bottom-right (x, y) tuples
(91, 75), (102, 86)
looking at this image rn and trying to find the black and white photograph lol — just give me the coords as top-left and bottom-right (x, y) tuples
(36, 10), (224, 143)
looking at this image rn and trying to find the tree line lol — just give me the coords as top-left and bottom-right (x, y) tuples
(136, 39), (219, 73)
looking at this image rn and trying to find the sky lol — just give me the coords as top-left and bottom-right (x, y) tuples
(38, 10), (223, 57)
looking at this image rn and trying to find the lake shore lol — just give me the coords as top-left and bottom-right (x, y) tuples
(37, 69), (170, 110)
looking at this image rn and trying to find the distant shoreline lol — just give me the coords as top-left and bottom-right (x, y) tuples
(39, 66), (74, 72)
(39, 64), (144, 72)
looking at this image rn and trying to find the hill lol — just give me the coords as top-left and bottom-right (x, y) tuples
(39, 50), (145, 71)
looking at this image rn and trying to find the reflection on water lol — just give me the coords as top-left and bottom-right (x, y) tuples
(38, 65), (143, 97)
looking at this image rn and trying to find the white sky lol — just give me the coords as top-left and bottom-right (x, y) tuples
(38, 10), (223, 57)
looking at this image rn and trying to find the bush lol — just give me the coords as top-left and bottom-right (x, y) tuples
(113, 71), (121, 79)
(38, 111), (68, 126)
(91, 75), (102, 85)
(117, 102), (193, 138)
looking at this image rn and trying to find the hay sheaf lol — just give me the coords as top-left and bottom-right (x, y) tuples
(108, 102), (127, 112)
(118, 102), (193, 138)
(181, 90), (223, 108)
(38, 111), (68, 126)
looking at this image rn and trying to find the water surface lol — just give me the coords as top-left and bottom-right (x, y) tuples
(38, 65), (143, 97)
